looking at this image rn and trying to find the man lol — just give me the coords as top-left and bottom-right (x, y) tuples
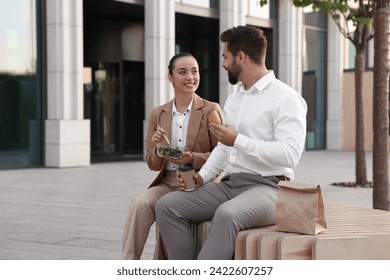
(155, 26), (307, 260)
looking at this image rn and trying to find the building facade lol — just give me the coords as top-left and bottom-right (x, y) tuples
(0, 0), (378, 169)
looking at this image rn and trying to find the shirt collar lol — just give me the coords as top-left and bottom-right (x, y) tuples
(237, 70), (275, 94)
(172, 98), (193, 115)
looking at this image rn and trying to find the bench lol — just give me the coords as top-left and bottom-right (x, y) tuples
(195, 204), (390, 260)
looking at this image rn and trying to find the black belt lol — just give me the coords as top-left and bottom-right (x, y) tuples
(274, 175), (290, 182)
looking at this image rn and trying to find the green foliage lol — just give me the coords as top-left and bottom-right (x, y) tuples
(293, 0), (374, 28)
(259, 0), (375, 44)
(260, 1), (374, 29)
(258, 0), (268, 6)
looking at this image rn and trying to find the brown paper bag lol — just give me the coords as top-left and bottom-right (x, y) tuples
(275, 181), (327, 235)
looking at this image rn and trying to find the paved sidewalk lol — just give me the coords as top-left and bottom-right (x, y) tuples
(0, 151), (376, 260)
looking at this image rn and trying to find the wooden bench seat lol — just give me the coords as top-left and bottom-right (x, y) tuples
(196, 204), (390, 260)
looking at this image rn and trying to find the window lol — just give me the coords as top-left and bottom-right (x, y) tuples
(0, 0), (43, 168)
(302, 10), (327, 150)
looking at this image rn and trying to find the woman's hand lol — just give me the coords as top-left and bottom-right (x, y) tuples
(170, 151), (193, 165)
(152, 126), (169, 145)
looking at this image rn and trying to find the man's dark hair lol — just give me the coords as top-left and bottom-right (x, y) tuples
(220, 25), (267, 64)
(168, 52), (195, 75)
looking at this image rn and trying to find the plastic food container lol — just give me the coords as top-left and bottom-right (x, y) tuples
(156, 146), (184, 159)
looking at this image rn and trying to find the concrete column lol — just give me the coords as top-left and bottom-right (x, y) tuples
(219, 0), (247, 107)
(326, 19), (344, 150)
(144, 0), (175, 153)
(45, 0), (90, 167)
(278, 1), (303, 94)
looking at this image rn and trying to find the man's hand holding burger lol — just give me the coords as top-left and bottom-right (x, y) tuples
(208, 110), (238, 147)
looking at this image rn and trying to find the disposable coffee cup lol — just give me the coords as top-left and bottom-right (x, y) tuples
(178, 163), (195, 191)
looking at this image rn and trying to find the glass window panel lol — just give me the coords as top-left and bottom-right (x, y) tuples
(88, 63), (121, 156)
(175, 13), (219, 103)
(210, 0), (218, 9)
(367, 38), (374, 69)
(344, 40), (356, 70)
(0, 1), (37, 74)
(269, 0), (277, 20)
(302, 29), (327, 150)
(304, 10), (327, 29)
(303, 29), (318, 71)
(0, 0), (42, 168)
(348, 42), (356, 69)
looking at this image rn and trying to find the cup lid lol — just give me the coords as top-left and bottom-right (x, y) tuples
(178, 163), (194, 171)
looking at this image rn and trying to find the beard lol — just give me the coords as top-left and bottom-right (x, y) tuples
(226, 59), (241, 85)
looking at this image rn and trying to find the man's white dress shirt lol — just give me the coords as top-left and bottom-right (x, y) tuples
(199, 71), (307, 182)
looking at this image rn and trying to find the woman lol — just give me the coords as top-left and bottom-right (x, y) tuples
(121, 53), (221, 259)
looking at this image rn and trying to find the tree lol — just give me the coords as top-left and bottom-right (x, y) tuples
(292, 0), (375, 188)
(259, 1), (374, 186)
(260, 0), (390, 209)
(372, 0), (390, 210)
